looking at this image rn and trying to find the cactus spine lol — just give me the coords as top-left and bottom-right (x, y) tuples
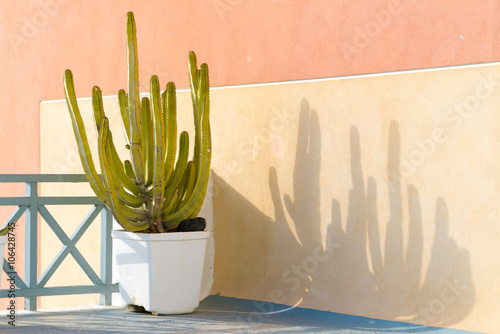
(64, 12), (211, 233)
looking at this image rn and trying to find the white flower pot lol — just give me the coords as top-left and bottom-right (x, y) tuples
(112, 230), (210, 315)
(0, 236), (6, 282)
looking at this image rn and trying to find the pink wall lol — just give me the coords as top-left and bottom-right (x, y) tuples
(1, 0), (500, 169)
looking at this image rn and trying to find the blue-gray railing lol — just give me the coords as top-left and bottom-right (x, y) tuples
(0, 174), (118, 311)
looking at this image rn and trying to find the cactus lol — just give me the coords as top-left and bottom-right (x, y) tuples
(63, 12), (211, 233)
(0, 221), (16, 236)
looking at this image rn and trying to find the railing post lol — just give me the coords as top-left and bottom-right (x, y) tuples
(99, 206), (113, 305)
(25, 182), (38, 311)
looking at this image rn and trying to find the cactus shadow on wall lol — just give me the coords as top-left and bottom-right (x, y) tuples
(267, 98), (474, 327)
(211, 98), (474, 329)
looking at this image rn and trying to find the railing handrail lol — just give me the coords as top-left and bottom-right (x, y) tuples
(0, 174), (117, 311)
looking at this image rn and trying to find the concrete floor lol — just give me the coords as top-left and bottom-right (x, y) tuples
(0, 296), (483, 333)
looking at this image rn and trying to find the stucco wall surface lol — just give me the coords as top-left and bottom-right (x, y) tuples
(208, 65), (500, 333)
(42, 62), (500, 333)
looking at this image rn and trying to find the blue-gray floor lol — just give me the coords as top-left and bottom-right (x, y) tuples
(0, 295), (483, 333)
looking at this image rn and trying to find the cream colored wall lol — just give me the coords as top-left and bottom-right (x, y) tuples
(41, 63), (499, 333)
(208, 64), (499, 333)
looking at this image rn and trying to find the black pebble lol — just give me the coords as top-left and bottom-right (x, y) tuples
(177, 217), (206, 232)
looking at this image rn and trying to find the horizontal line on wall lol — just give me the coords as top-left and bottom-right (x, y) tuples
(216, 61), (500, 90)
(42, 61), (500, 104)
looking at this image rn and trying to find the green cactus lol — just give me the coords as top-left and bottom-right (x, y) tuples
(63, 12), (211, 233)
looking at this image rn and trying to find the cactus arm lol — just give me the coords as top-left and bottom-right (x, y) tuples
(189, 56), (210, 185)
(188, 51), (200, 113)
(119, 198), (147, 218)
(109, 139), (141, 195)
(127, 12), (140, 115)
(160, 132), (189, 213)
(126, 12), (145, 185)
(93, 86), (141, 196)
(63, 70), (107, 204)
(167, 160), (191, 214)
(118, 89), (131, 145)
(186, 62), (212, 218)
(160, 134), (188, 216)
(150, 75), (165, 218)
(124, 160), (136, 179)
(163, 82), (177, 181)
(161, 59), (211, 227)
(141, 97), (153, 186)
(163, 131), (189, 195)
(92, 86), (105, 129)
(174, 161), (195, 212)
(186, 113), (211, 219)
(146, 100), (154, 183)
(163, 190), (180, 215)
(98, 117), (131, 229)
(188, 71), (212, 220)
(115, 186), (144, 208)
(189, 53), (201, 177)
(98, 117), (148, 231)
(193, 63), (209, 182)
(162, 164), (188, 219)
(104, 138), (147, 211)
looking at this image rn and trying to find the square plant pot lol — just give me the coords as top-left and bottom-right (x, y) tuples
(112, 230), (210, 315)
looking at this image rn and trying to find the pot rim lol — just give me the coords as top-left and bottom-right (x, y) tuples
(111, 229), (211, 242)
